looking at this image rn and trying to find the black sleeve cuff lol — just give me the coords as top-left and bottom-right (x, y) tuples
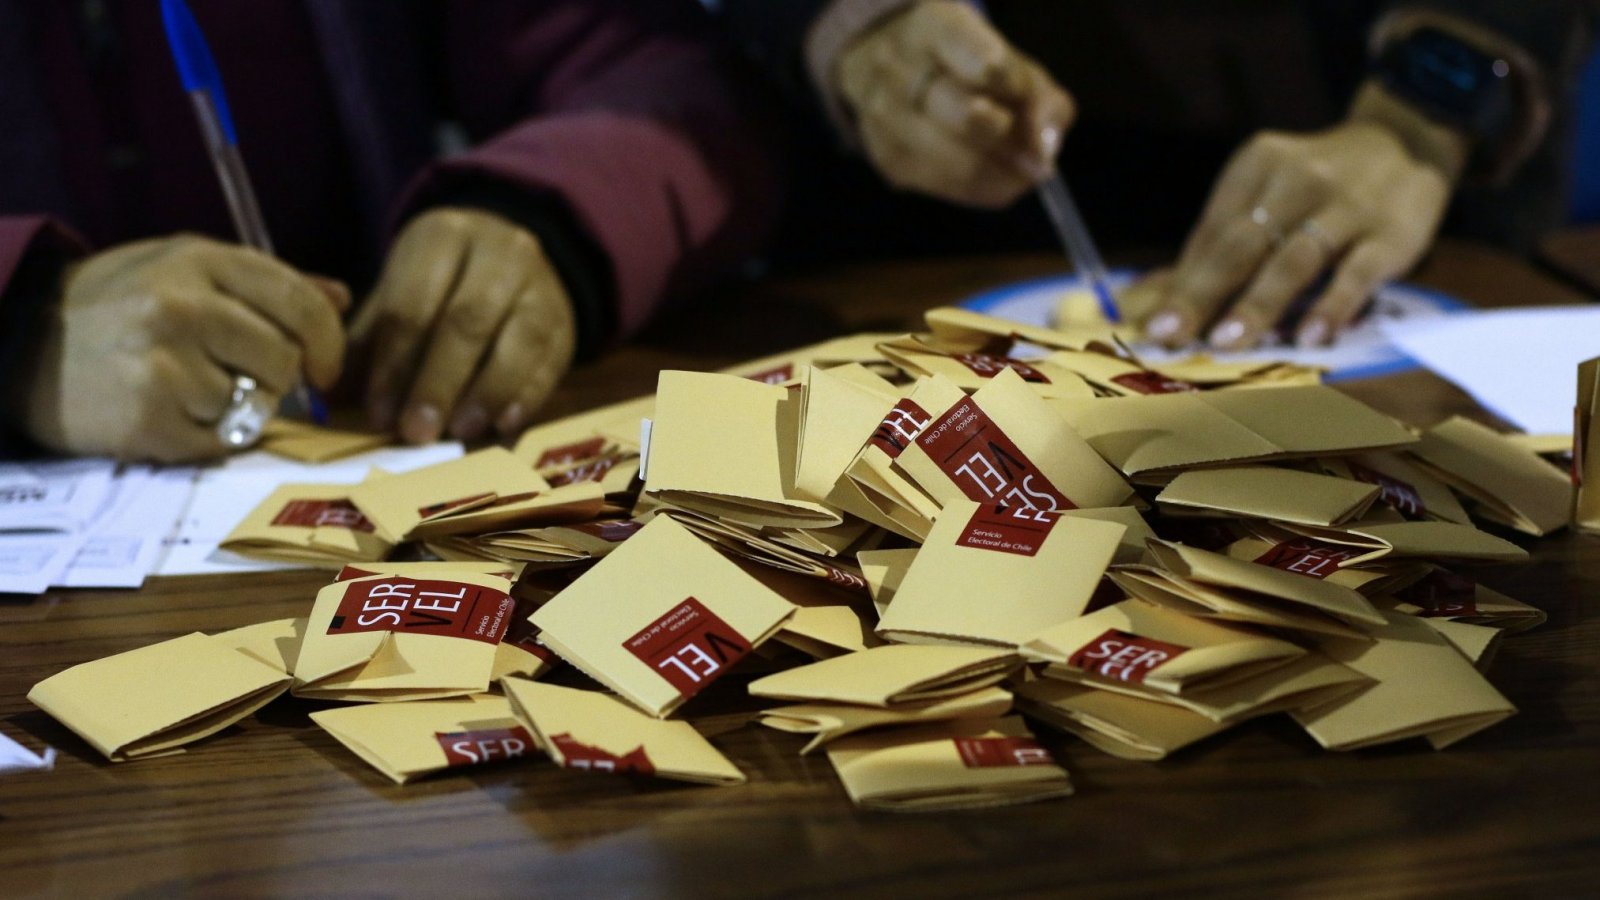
(0, 239), (71, 455)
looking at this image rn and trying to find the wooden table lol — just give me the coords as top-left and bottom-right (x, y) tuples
(3, 242), (1598, 898)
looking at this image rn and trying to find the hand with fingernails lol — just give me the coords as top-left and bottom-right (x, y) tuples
(834, 0), (1075, 208)
(351, 207), (577, 446)
(1127, 84), (1467, 351)
(11, 235), (347, 463)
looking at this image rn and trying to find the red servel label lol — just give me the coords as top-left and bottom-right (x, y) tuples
(951, 353), (1051, 384)
(1109, 371), (1200, 395)
(1347, 462), (1426, 519)
(435, 726), (537, 768)
(536, 437), (607, 469)
(868, 398), (932, 458)
(271, 499), (375, 533)
(953, 736), (1056, 769)
(548, 452), (628, 487)
(1252, 537), (1361, 580)
(623, 597), (750, 701)
(548, 733), (655, 775)
(822, 564), (869, 593)
(1066, 629), (1189, 684)
(1397, 569), (1480, 618)
(957, 503), (1059, 558)
(918, 398), (1074, 511)
(744, 364), (796, 386)
(326, 577), (514, 645)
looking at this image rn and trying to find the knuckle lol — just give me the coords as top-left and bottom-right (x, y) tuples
(444, 296), (508, 342)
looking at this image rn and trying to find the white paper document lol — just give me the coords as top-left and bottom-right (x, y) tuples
(1382, 306), (1600, 436)
(59, 467), (198, 589)
(0, 730), (55, 775)
(154, 442), (464, 577)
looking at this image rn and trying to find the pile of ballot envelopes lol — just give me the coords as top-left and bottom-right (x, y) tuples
(30, 311), (1590, 812)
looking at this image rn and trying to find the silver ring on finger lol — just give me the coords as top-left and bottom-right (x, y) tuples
(1298, 218), (1336, 259)
(216, 374), (272, 449)
(1250, 206), (1286, 247)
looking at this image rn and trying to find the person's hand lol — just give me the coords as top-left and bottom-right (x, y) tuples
(14, 236), (347, 462)
(1131, 100), (1463, 350)
(352, 208), (576, 445)
(833, 0), (1074, 208)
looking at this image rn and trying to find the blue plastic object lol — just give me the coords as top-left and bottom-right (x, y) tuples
(159, 0), (239, 145)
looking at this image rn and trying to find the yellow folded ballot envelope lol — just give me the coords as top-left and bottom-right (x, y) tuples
(923, 305), (1112, 353)
(29, 632), (291, 761)
(857, 547), (918, 618)
(838, 376), (960, 540)
(1013, 679), (1229, 761)
(876, 499), (1125, 646)
(1292, 610), (1516, 750)
(212, 617), (307, 675)
(1385, 566), (1547, 632)
(1155, 465), (1380, 527)
(1269, 519), (1527, 566)
(310, 694), (538, 784)
(1052, 385), (1415, 475)
(875, 335), (1095, 399)
(1576, 357), (1599, 533)
(222, 483), (392, 567)
(259, 419), (389, 463)
(347, 447), (552, 543)
(747, 644), (1020, 707)
(1138, 539), (1387, 632)
(1321, 452), (1472, 525)
(1423, 617), (1504, 670)
(792, 363), (899, 506)
(1023, 599), (1305, 698)
(895, 368), (1133, 512)
(643, 370), (841, 529)
(529, 516), (795, 717)
(758, 686), (1014, 754)
(1408, 416), (1571, 536)
(501, 677), (745, 785)
(406, 481), (607, 541)
(513, 393), (655, 464)
(825, 716), (1073, 811)
(293, 571), (517, 702)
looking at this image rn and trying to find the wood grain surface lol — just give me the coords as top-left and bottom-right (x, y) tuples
(2, 242), (1597, 899)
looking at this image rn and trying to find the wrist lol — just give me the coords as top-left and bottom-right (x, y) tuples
(1347, 80), (1472, 184)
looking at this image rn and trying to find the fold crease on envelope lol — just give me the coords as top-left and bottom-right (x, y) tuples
(758, 686), (1014, 754)
(1023, 599), (1306, 698)
(1051, 385), (1415, 475)
(1407, 416), (1571, 536)
(825, 716), (1073, 811)
(1320, 452), (1472, 525)
(1292, 610), (1515, 750)
(1271, 520), (1527, 565)
(311, 694), (537, 784)
(1013, 679), (1229, 761)
(221, 483), (392, 567)
(530, 516), (795, 717)
(347, 447), (551, 543)
(877, 499), (1125, 646)
(1155, 466), (1379, 526)
(644, 371), (842, 529)
(1385, 566), (1547, 632)
(1142, 539), (1386, 631)
(748, 644), (1020, 707)
(502, 677), (744, 784)
(29, 632), (290, 761)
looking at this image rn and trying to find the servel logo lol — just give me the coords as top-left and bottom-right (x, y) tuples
(1066, 629), (1189, 684)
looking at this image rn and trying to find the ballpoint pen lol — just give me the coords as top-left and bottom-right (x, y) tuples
(159, 0), (328, 447)
(1037, 172), (1122, 325)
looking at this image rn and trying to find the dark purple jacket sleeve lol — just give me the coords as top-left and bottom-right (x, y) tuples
(404, 0), (786, 339)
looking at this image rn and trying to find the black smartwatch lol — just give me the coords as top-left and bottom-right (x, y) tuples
(1372, 26), (1515, 145)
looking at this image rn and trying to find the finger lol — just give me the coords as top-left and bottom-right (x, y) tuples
(159, 348), (238, 425)
(1299, 238), (1411, 346)
(1011, 60), (1075, 171)
(198, 298), (303, 396)
(204, 248), (345, 390)
(307, 275), (352, 314)
(1149, 169), (1325, 348)
(923, 75), (1015, 150)
(399, 232), (531, 444)
(864, 113), (1034, 208)
(1119, 269), (1174, 329)
(914, 2), (1031, 99)
(357, 218), (473, 430)
(1208, 206), (1363, 350)
(454, 272), (577, 441)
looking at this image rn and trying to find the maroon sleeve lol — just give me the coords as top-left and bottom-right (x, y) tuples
(0, 216), (86, 298)
(405, 0), (786, 337)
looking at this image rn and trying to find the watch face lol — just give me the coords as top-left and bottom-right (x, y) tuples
(1379, 27), (1513, 134)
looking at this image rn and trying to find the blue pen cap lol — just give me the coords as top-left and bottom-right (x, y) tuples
(159, 0), (239, 145)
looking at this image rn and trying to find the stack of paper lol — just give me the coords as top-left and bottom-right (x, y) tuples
(27, 310), (1570, 808)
